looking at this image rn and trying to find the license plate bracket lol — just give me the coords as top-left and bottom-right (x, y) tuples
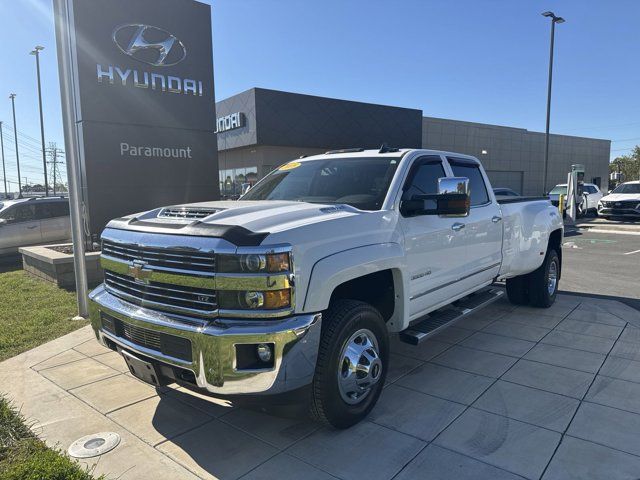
(120, 349), (164, 387)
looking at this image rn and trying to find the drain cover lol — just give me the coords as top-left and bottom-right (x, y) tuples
(68, 432), (120, 458)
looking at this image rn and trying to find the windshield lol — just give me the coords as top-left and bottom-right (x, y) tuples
(241, 157), (400, 210)
(612, 183), (640, 194)
(549, 185), (567, 195)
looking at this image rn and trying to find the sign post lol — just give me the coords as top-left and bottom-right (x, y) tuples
(53, 0), (89, 318)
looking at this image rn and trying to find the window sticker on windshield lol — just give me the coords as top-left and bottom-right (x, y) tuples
(279, 161), (301, 171)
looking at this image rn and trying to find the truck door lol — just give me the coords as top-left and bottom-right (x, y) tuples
(447, 157), (502, 287)
(398, 155), (469, 321)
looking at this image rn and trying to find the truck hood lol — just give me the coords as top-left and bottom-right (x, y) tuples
(600, 193), (640, 202)
(106, 200), (367, 245)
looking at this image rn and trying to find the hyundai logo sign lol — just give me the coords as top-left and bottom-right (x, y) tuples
(112, 24), (186, 67)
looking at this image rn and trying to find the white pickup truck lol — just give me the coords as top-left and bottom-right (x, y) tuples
(89, 148), (563, 428)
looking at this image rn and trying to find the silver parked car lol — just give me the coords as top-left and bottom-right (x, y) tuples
(0, 197), (71, 255)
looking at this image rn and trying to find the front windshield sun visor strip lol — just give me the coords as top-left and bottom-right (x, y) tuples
(99, 239), (295, 320)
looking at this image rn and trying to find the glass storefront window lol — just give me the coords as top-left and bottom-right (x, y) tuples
(219, 166), (258, 199)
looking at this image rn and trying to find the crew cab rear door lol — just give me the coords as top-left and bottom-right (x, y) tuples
(447, 157), (502, 286)
(397, 155), (469, 320)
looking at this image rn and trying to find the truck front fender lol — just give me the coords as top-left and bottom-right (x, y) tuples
(302, 243), (406, 327)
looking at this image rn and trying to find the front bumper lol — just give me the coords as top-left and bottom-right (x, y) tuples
(89, 284), (321, 395)
(598, 205), (640, 218)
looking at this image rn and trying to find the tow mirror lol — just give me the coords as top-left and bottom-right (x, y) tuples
(401, 177), (470, 217)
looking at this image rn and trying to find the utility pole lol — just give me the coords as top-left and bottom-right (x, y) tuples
(0, 121), (7, 198)
(30, 46), (49, 196)
(47, 142), (64, 195)
(9, 94), (22, 198)
(541, 11), (565, 195)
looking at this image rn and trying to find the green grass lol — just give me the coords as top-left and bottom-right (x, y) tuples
(0, 395), (101, 480)
(0, 269), (89, 362)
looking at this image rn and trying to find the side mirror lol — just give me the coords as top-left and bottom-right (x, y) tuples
(401, 177), (471, 217)
(0, 219), (7, 227)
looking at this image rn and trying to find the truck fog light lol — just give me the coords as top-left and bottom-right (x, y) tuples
(256, 343), (273, 363)
(242, 291), (264, 309)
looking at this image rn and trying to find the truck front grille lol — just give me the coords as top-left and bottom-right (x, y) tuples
(102, 239), (215, 274)
(100, 313), (193, 362)
(104, 271), (217, 316)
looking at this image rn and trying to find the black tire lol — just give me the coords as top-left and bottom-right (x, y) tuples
(528, 249), (560, 308)
(506, 275), (529, 305)
(310, 299), (389, 429)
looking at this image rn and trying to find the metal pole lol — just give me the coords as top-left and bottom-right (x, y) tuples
(53, 0), (89, 318)
(9, 94), (22, 198)
(0, 122), (7, 198)
(31, 46), (49, 196)
(542, 20), (555, 195)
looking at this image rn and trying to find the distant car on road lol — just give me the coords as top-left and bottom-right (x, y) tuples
(493, 187), (520, 197)
(0, 197), (71, 256)
(548, 183), (603, 216)
(598, 181), (640, 219)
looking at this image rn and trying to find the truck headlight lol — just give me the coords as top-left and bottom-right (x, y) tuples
(218, 289), (291, 310)
(217, 252), (290, 273)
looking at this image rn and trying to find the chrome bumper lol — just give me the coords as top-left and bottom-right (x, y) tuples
(88, 284), (321, 395)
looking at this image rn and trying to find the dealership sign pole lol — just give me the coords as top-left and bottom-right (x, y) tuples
(53, 0), (89, 318)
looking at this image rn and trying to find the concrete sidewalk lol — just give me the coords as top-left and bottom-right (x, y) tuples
(2, 293), (640, 479)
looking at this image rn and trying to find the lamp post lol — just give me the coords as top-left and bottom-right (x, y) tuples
(0, 122), (7, 198)
(541, 11), (565, 195)
(9, 94), (22, 198)
(30, 45), (49, 196)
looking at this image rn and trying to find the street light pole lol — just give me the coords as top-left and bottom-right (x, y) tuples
(542, 11), (565, 195)
(0, 122), (7, 198)
(31, 46), (49, 196)
(9, 94), (22, 198)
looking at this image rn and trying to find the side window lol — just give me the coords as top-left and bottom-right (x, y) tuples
(402, 156), (446, 201)
(1, 204), (37, 224)
(34, 202), (69, 219)
(448, 158), (490, 206)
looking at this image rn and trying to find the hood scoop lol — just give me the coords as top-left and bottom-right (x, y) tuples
(158, 206), (221, 220)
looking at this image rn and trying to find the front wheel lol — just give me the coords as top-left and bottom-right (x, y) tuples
(310, 300), (388, 428)
(528, 249), (560, 308)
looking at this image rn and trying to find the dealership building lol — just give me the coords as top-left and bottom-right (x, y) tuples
(215, 88), (610, 197)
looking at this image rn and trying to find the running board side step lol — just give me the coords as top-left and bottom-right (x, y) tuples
(400, 288), (505, 345)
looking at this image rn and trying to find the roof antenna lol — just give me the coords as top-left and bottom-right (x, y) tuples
(379, 143), (399, 153)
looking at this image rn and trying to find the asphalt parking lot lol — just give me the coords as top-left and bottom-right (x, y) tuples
(3, 292), (640, 480)
(561, 224), (640, 310)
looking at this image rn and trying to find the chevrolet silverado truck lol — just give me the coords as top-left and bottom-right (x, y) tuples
(89, 148), (563, 428)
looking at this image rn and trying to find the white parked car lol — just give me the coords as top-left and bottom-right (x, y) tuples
(0, 197), (71, 256)
(548, 183), (603, 216)
(598, 181), (640, 219)
(89, 148), (563, 428)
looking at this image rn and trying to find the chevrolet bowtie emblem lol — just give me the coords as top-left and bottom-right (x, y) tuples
(129, 260), (151, 284)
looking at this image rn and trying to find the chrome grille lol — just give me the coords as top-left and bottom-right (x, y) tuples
(158, 207), (218, 219)
(104, 271), (217, 315)
(122, 322), (162, 351)
(102, 239), (215, 274)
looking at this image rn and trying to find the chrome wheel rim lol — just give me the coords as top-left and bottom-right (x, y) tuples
(548, 259), (558, 296)
(337, 329), (382, 405)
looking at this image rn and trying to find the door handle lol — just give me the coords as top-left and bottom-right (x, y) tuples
(26, 226), (38, 229)
(492, 216), (502, 223)
(452, 222), (465, 231)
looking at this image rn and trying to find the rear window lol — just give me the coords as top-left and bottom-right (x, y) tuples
(448, 158), (490, 206)
(549, 185), (567, 195)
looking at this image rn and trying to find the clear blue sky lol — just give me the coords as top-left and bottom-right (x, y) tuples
(1, 0), (639, 188)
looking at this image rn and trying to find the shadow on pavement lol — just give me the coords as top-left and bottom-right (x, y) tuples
(558, 289), (640, 313)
